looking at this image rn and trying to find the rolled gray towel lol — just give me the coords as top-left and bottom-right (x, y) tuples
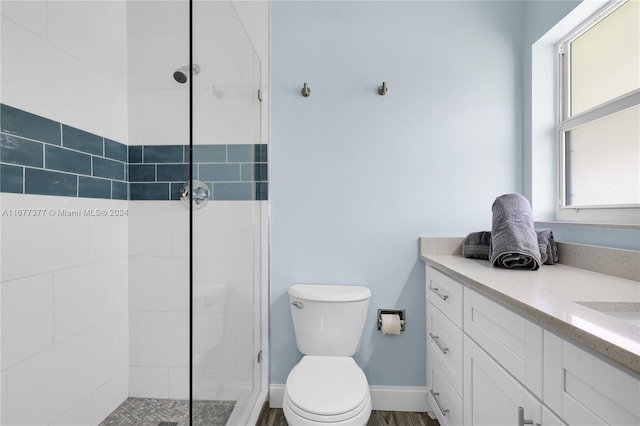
(489, 194), (541, 270)
(536, 228), (559, 265)
(463, 229), (559, 265)
(462, 231), (492, 259)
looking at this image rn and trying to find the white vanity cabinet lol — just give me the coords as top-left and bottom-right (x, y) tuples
(425, 263), (639, 426)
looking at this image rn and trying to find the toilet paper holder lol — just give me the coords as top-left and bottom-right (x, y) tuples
(377, 309), (406, 332)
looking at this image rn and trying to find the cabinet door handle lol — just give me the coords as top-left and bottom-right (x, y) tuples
(429, 332), (449, 354)
(518, 407), (534, 426)
(429, 389), (450, 416)
(429, 286), (449, 301)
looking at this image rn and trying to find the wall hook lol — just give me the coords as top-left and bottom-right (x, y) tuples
(301, 83), (311, 97)
(377, 81), (388, 96)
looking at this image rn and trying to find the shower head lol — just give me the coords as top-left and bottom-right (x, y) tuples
(173, 64), (201, 84)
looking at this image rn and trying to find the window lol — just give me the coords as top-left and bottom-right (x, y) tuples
(556, 0), (639, 225)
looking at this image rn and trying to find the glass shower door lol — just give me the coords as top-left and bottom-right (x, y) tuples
(190, 1), (265, 424)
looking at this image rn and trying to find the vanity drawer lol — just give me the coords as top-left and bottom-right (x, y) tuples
(426, 266), (463, 328)
(427, 300), (463, 397)
(464, 287), (543, 398)
(427, 353), (463, 426)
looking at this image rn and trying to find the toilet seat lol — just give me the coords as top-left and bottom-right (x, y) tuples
(284, 389), (370, 424)
(284, 356), (370, 423)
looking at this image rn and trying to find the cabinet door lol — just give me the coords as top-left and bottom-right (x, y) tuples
(544, 331), (640, 425)
(464, 287), (543, 397)
(464, 335), (541, 426)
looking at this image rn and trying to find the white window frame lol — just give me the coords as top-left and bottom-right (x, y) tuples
(555, 0), (640, 225)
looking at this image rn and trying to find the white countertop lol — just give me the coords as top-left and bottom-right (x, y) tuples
(421, 254), (640, 374)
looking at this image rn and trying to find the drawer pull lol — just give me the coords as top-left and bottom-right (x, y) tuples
(517, 407), (539, 426)
(430, 286), (449, 301)
(429, 332), (449, 354)
(430, 389), (450, 416)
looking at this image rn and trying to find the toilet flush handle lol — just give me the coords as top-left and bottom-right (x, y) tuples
(292, 301), (304, 309)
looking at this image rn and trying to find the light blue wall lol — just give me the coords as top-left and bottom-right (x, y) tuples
(270, 1), (528, 386)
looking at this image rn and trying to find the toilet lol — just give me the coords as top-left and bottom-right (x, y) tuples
(283, 284), (372, 426)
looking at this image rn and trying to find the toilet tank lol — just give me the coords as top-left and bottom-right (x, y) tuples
(288, 284), (371, 356)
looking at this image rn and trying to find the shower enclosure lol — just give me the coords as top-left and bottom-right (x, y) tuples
(0, 1), (268, 425)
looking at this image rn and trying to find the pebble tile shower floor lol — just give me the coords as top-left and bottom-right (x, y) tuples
(99, 398), (235, 426)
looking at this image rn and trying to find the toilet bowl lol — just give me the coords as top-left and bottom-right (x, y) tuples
(284, 284), (372, 426)
(283, 356), (371, 425)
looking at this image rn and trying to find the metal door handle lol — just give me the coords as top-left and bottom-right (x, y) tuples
(429, 333), (449, 354)
(430, 389), (449, 416)
(429, 286), (449, 301)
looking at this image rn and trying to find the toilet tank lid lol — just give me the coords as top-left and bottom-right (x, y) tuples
(289, 284), (371, 302)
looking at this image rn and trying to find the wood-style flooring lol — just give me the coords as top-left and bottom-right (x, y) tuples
(256, 406), (440, 426)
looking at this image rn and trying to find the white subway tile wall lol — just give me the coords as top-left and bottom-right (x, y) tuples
(128, 199), (261, 401)
(1, 194), (129, 425)
(0, 6), (128, 144)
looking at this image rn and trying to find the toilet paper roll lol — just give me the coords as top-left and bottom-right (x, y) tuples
(380, 313), (402, 335)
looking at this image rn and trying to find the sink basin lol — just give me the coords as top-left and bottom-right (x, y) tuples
(575, 302), (640, 328)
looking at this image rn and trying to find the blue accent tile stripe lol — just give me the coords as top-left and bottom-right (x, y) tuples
(45, 145), (91, 175)
(129, 146), (143, 163)
(213, 182), (254, 200)
(1, 104), (61, 145)
(228, 144), (253, 162)
(130, 183), (170, 200)
(256, 182), (268, 201)
(112, 181), (128, 200)
(143, 145), (183, 163)
(62, 125), (103, 156)
(157, 164), (189, 182)
(254, 164), (268, 182)
(79, 176), (111, 199)
(105, 139), (128, 162)
(254, 144), (268, 163)
(1, 134), (44, 167)
(170, 183), (183, 201)
(190, 145), (227, 163)
(1, 103), (268, 201)
(129, 164), (156, 182)
(25, 168), (77, 197)
(93, 157), (125, 180)
(0, 164), (24, 193)
(240, 163), (254, 181)
(199, 164), (240, 182)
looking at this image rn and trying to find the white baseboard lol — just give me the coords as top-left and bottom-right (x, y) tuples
(269, 384), (430, 412)
(369, 386), (429, 412)
(269, 384), (285, 408)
